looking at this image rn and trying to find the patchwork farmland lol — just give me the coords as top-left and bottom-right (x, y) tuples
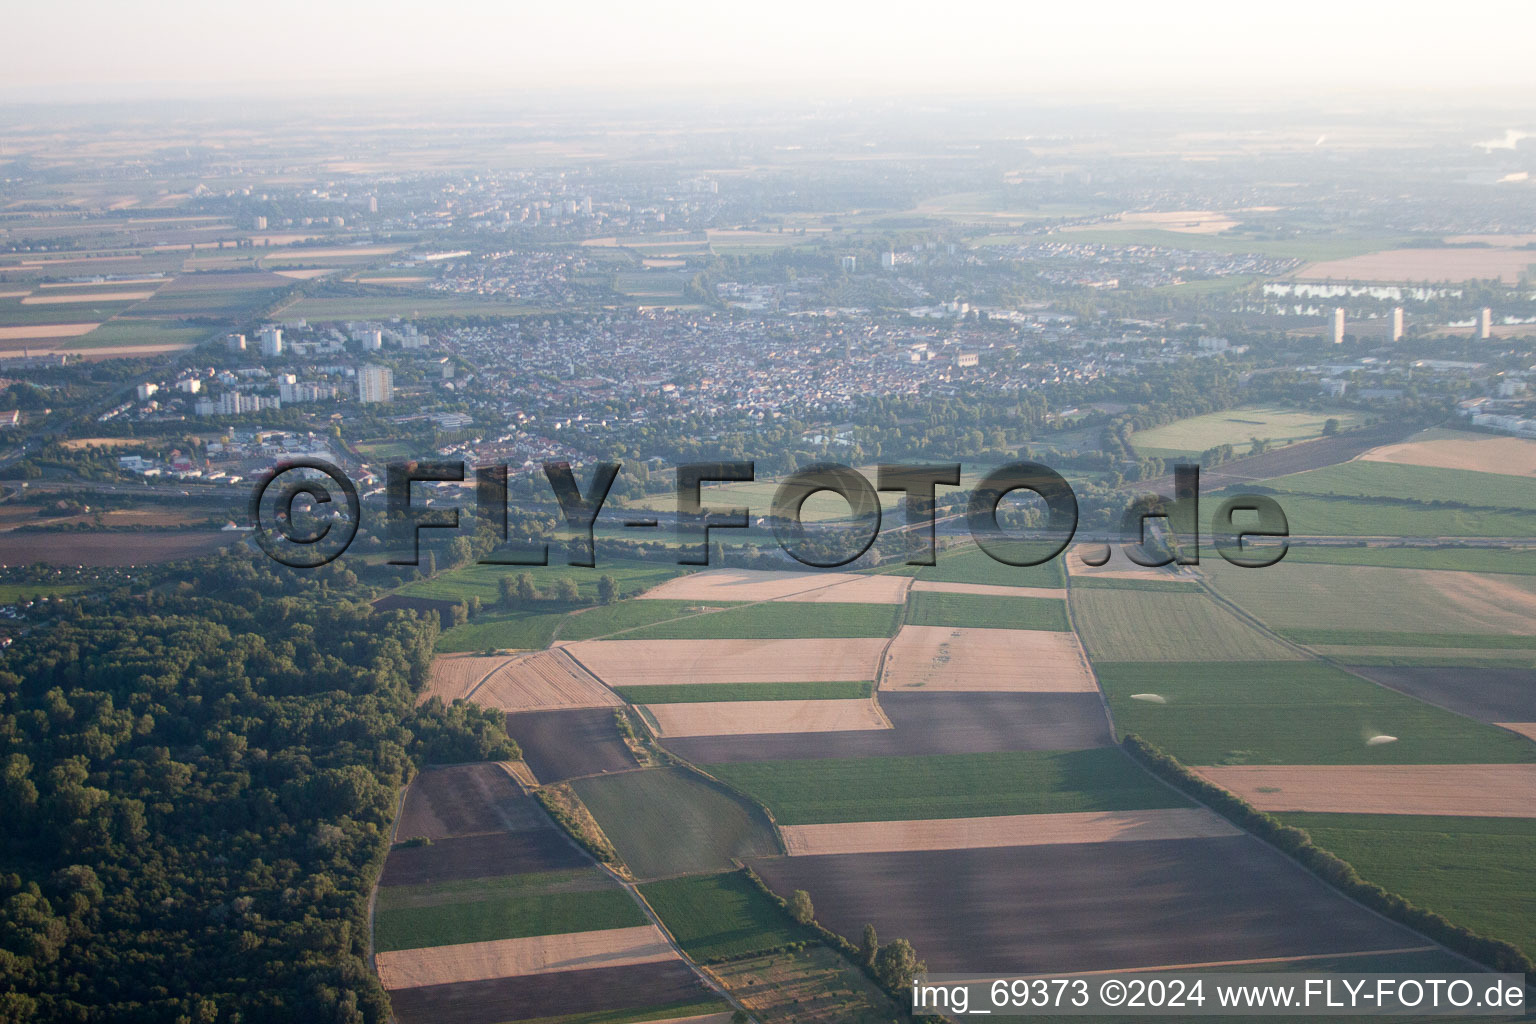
(376, 545), (1536, 1021)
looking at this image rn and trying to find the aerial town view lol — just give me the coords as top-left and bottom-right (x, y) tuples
(0, 3), (1533, 1022)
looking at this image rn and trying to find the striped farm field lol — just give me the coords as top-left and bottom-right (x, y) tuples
(374, 925), (675, 989)
(637, 569), (910, 604)
(606, 601), (899, 640)
(640, 871), (806, 962)
(879, 625), (1096, 692)
(1071, 588), (1302, 663)
(904, 590), (1070, 631)
(563, 638), (889, 686)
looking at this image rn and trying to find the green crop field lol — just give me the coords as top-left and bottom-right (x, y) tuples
(1280, 813), (1536, 961)
(1240, 492), (1536, 538)
(1096, 662), (1536, 765)
(905, 591), (1070, 631)
(1068, 576), (1201, 591)
(398, 558), (688, 605)
(614, 681), (873, 704)
(1276, 629), (1536, 650)
(909, 544), (1067, 589)
(65, 319), (210, 348)
(611, 601), (899, 640)
(372, 870), (644, 951)
(571, 767), (780, 879)
(704, 748), (1189, 825)
(1284, 544), (1536, 575)
(434, 606), (573, 652)
(1262, 460), (1536, 509)
(1129, 405), (1369, 458)
(557, 599), (744, 641)
(640, 870), (805, 962)
(1205, 560), (1536, 637)
(1071, 587), (1302, 662)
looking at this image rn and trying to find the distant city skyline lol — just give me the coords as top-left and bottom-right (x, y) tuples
(6, 0), (1536, 103)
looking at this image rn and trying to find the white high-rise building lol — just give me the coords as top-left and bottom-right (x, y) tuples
(226, 333), (246, 352)
(1331, 307), (1346, 344)
(259, 328), (283, 357)
(1480, 307), (1494, 340)
(1390, 307), (1404, 342)
(358, 364), (394, 404)
(360, 329), (383, 351)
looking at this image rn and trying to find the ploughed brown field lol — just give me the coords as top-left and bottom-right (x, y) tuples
(1194, 764), (1536, 818)
(564, 638), (889, 686)
(660, 692), (1113, 763)
(750, 836), (1427, 974)
(375, 925), (676, 989)
(386, 961), (715, 1024)
(1349, 665), (1536, 724)
(393, 763), (547, 840)
(503, 707), (638, 783)
(0, 530), (236, 566)
(880, 625), (1097, 692)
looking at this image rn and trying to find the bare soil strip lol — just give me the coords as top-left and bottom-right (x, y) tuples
(645, 699), (889, 738)
(910, 580), (1067, 600)
(375, 925), (675, 990)
(564, 638), (889, 686)
(781, 808), (1240, 856)
(637, 569), (909, 604)
(880, 625), (1096, 692)
(1195, 764), (1536, 817)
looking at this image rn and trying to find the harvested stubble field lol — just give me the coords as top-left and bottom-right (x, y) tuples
(1295, 247), (1536, 285)
(503, 708), (638, 783)
(613, 681), (873, 704)
(385, 962), (720, 1024)
(1195, 764), (1536, 817)
(374, 925), (677, 989)
(705, 748), (1188, 825)
(1359, 427), (1536, 477)
(424, 650), (621, 711)
(664, 692), (1114, 763)
(1070, 588), (1303, 663)
(879, 625), (1096, 692)
(603, 601), (899, 640)
(1278, 813), (1536, 961)
(1207, 561), (1536, 637)
(639, 871), (805, 962)
(570, 767), (780, 879)
(644, 698), (888, 738)
(380, 831), (592, 886)
(778, 807), (1239, 856)
(1095, 661), (1536, 765)
(394, 763), (546, 840)
(637, 568), (909, 604)
(751, 837), (1429, 975)
(564, 638), (889, 686)
(904, 590), (1070, 631)
(373, 872), (647, 951)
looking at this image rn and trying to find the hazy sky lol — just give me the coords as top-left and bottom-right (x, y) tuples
(6, 0), (1536, 103)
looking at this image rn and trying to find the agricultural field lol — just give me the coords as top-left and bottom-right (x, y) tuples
(435, 607), (574, 652)
(394, 763), (548, 840)
(1278, 813), (1536, 961)
(1358, 427), (1536, 477)
(423, 651), (621, 711)
(665, 691), (1114, 764)
(644, 699), (888, 738)
(1294, 246), (1536, 284)
(385, 962), (721, 1024)
(879, 625), (1096, 692)
(398, 558), (688, 606)
(601, 601), (899, 640)
(1347, 665), (1536, 724)
(556, 600), (744, 642)
(636, 568), (909, 604)
(904, 590), (1070, 630)
(564, 638), (890, 686)
(906, 543), (1067, 588)
(1195, 764), (1536, 817)
(1283, 544), (1536, 576)
(1070, 587), (1302, 662)
(1261, 459), (1536, 509)
(704, 748), (1188, 825)
(1205, 560), (1536, 636)
(570, 767), (780, 879)
(374, 873), (647, 951)
(612, 681), (873, 704)
(709, 946), (899, 1024)
(503, 708), (638, 783)
(1129, 406), (1368, 458)
(0, 530), (236, 566)
(749, 835), (1428, 974)
(1094, 661), (1536, 765)
(375, 925), (676, 988)
(640, 871), (805, 961)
